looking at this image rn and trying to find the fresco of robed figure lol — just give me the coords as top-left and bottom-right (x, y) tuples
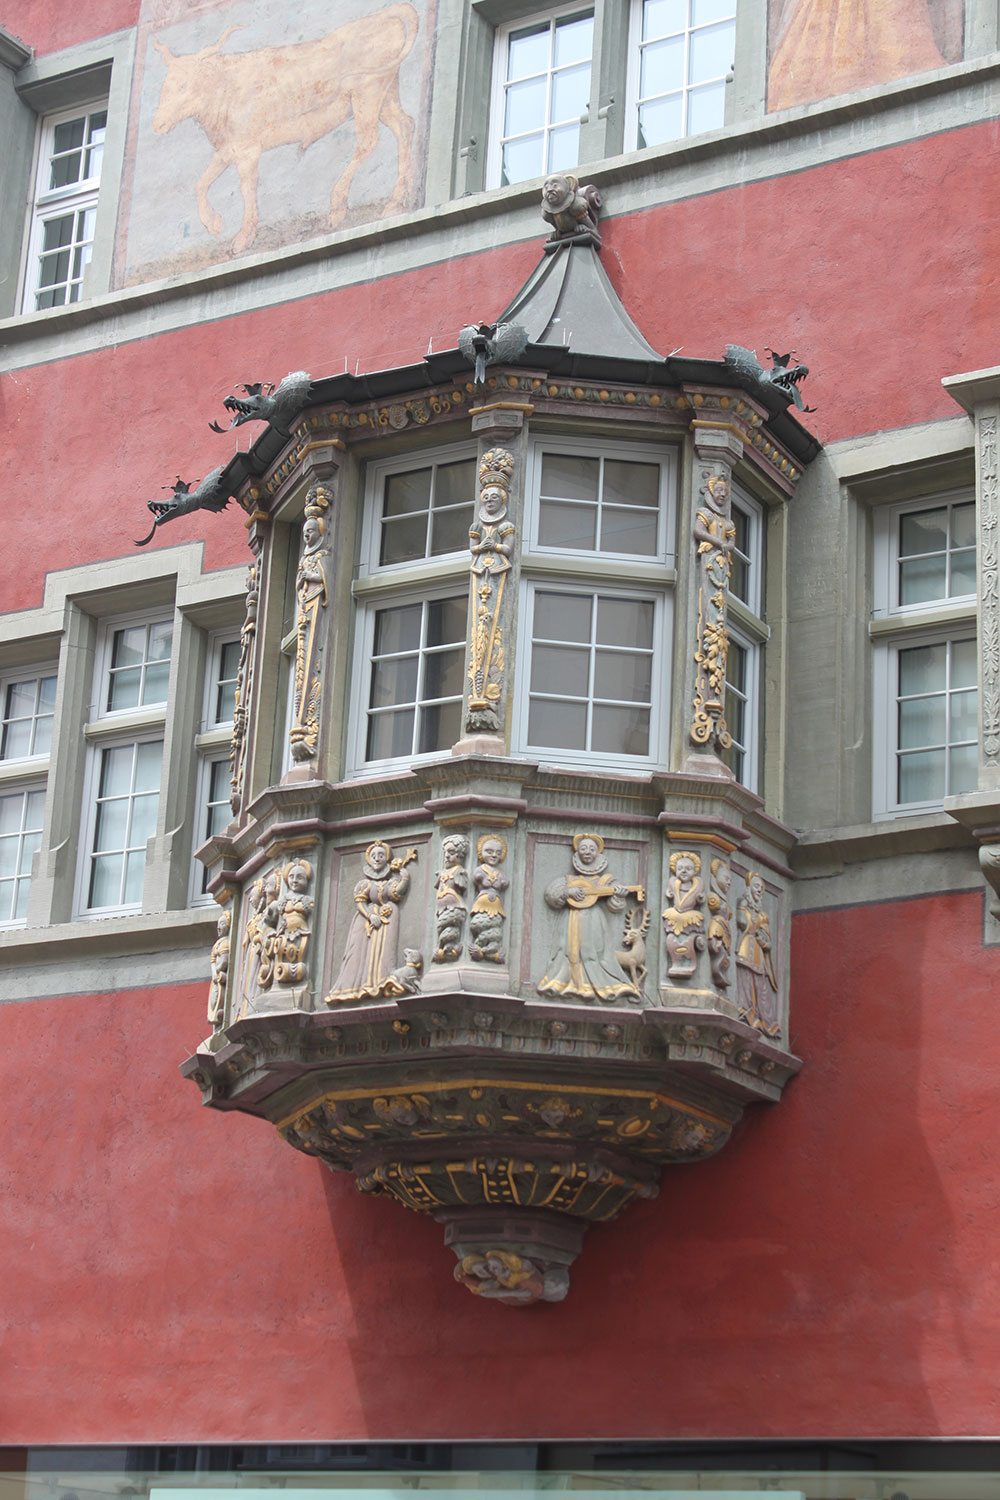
(120, 0), (434, 284)
(767, 0), (963, 112)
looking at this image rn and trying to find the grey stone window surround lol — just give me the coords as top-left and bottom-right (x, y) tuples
(0, 27), (134, 320)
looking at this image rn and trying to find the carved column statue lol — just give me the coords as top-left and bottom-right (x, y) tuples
(684, 424), (744, 769)
(289, 483), (332, 763)
(229, 559), (259, 815)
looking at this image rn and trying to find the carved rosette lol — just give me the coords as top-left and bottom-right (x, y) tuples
(229, 560), (258, 814)
(466, 448), (516, 733)
(690, 466), (735, 753)
(289, 483), (331, 762)
(979, 412), (1000, 766)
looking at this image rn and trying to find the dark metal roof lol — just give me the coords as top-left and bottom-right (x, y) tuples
(496, 238), (662, 362)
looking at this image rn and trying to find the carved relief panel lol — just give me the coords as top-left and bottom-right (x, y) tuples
(324, 837), (429, 1004)
(236, 855), (318, 1018)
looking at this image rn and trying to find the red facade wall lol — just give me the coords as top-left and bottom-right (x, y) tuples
(2, 890), (994, 1441)
(5, 120), (996, 609)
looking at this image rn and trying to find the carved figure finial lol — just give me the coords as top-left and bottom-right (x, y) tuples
(541, 173), (602, 243)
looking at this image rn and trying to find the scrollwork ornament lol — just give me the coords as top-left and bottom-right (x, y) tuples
(690, 466), (734, 754)
(979, 413), (1000, 764)
(289, 483), (331, 762)
(467, 448), (516, 733)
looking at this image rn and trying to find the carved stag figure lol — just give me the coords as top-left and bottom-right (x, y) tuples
(152, 4), (419, 256)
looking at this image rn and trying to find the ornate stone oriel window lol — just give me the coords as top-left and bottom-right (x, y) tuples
(182, 180), (819, 1302)
(487, 4), (595, 186)
(22, 101), (107, 312)
(872, 491), (977, 815)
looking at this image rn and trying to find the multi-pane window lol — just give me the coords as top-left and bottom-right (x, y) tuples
(376, 455), (477, 567)
(535, 453), (664, 556)
(363, 594), (467, 764)
(105, 618), (173, 711)
(1, 671), (57, 760)
(23, 104), (107, 312)
(490, 6), (594, 187)
(87, 738), (163, 910)
(630, 0), (736, 149)
(192, 635), (240, 902)
(0, 786), (45, 925)
(524, 587), (657, 758)
(212, 640), (240, 725)
(722, 489), (765, 790)
(873, 492), (978, 815)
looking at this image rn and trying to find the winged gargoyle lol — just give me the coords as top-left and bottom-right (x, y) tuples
(209, 370), (312, 437)
(135, 467), (234, 547)
(724, 344), (814, 412)
(457, 321), (529, 386)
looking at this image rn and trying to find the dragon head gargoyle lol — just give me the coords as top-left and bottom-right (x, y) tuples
(135, 467), (234, 546)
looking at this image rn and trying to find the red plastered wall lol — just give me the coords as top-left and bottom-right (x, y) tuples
(3, 889), (997, 1441)
(10, 0), (141, 56)
(5, 118), (1000, 612)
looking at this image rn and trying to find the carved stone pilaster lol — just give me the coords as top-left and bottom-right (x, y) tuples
(978, 409), (1000, 783)
(685, 424), (744, 768)
(229, 558), (259, 815)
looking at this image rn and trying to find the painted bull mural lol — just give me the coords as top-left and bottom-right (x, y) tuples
(152, 3), (419, 255)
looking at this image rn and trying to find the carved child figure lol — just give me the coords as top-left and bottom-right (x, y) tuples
(207, 908), (231, 1028)
(274, 858), (314, 986)
(662, 851), (706, 978)
(468, 834), (509, 963)
(706, 857), (733, 989)
(434, 834), (469, 963)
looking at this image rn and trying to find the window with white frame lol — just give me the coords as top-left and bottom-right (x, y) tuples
(371, 451), (478, 569)
(191, 635), (240, 903)
(488, 4), (594, 187)
(361, 591), (468, 764)
(0, 665), (58, 926)
(872, 491), (978, 815)
(79, 612), (172, 915)
(1, 668), (58, 760)
(0, 784), (46, 926)
(514, 436), (675, 768)
(720, 487), (765, 790)
(627, 0), (736, 150)
(22, 101), (108, 313)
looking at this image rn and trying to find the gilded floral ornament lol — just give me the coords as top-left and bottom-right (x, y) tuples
(690, 467), (735, 753)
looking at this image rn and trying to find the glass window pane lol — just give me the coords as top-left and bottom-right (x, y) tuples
(553, 11), (593, 66)
(507, 22), (550, 80)
(899, 642), (946, 696)
(216, 679), (237, 724)
(374, 603), (422, 657)
(49, 148), (83, 190)
(370, 654), (419, 709)
(730, 552), (749, 604)
(603, 460), (659, 509)
(505, 75), (548, 136)
(643, 0), (686, 37)
(502, 133), (545, 185)
(422, 646), (465, 701)
(687, 79), (727, 133)
(538, 498), (598, 550)
(134, 741), (163, 794)
(430, 506), (473, 556)
(534, 591), (592, 643)
(426, 596), (466, 647)
(141, 660), (170, 706)
(951, 502), (975, 548)
(592, 704), (650, 755)
(689, 21), (735, 83)
(0, 836), (17, 877)
(384, 468), (431, 517)
(18, 830), (40, 876)
(547, 123), (581, 173)
(900, 508), (947, 556)
(434, 460), (476, 509)
(89, 852), (123, 908)
(209, 759), (230, 802)
(693, 0), (735, 22)
(123, 850), (146, 906)
(2, 719), (32, 759)
(594, 648), (652, 703)
(952, 638), (977, 689)
(899, 556), (948, 607)
(951, 549), (976, 597)
(641, 35), (685, 96)
(638, 93), (683, 148)
(599, 506), (659, 555)
(950, 742), (978, 795)
(528, 696), (588, 749)
(219, 641), (240, 681)
(418, 698), (462, 755)
(26, 789), (46, 826)
(107, 666), (141, 711)
(148, 621), (173, 661)
(898, 749), (945, 804)
(7, 680), (37, 717)
(597, 596), (655, 650)
(99, 745), (133, 798)
(542, 455), (601, 502)
(899, 694), (945, 750)
(94, 796), (129, 853)
(551, 63), (590, 123)
(53, 117), (85, 153)
(950, 689), (978, 743)
(112, 626), (146, 669)
(38, 248), (71, 286)
(13, 877), (29, 922)
(531, 643), (590, 698)
(129, 791), (159, 847)
(0, 796), (23, 836)
(367, 707), (415, 761)
(381, 513), (429, 565)
(31, 716), (53, 757)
